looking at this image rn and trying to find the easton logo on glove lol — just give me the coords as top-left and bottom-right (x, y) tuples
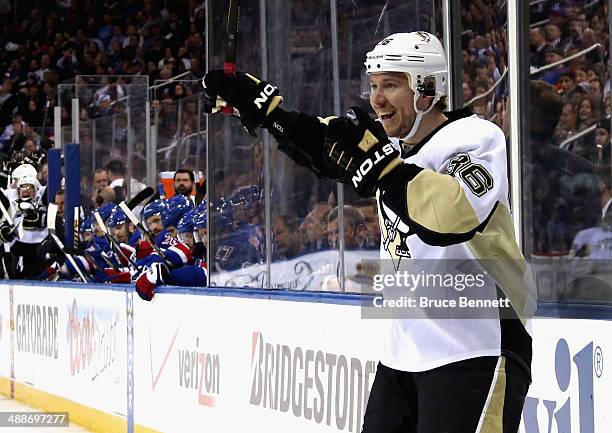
(324, 107), (400, 197)
(350, 141), (396, 189)
(254, 83), (278, 109)
(202, 70), (283, 135)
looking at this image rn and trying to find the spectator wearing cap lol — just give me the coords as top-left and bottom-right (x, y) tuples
(540, 47), (565, 85)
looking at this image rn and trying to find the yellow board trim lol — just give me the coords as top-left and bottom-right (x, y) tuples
(0, 376), (161, 433)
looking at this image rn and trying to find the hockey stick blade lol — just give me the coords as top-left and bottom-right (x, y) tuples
(127, 186), (155, 210)
(47, 202), (58, 231)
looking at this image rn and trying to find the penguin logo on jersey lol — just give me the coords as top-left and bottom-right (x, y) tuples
(377, 193), (411, 271)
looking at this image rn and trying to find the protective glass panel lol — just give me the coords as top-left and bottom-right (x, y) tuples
(337, 0), (439, 293)
(152, 79), (205, 173)
(526, 2), (612, 303)
(150, 78), (207, 279)
(264, 0), (342, 292)
(207, 0), (267, 288)
(57, 76), (148, 205)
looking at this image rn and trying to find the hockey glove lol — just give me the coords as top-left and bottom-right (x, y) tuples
(103, 268), (132, 283)
(22, 208), (42, 230)
(39, 261), (61, 281)
(202, 70), (283, 135)
(135, 262), (169, 301)
(0, 222), (17, 243)
(323, 107), (401, 197)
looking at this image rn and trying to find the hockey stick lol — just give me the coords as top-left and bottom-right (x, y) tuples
(0, 189), (23, 239)
(73, 206), (80, 250)
(0, 189), (14, 226)
(127, 186), (155, 210)
(47, 203), (89, 283)
(65, 246), (120, 272)
(0, 192), (19, 251)
(118, 201), (170, 263)
(93, 210), (138, 269)
(220, 0), (240, 115)
(90, 186), (156, 268)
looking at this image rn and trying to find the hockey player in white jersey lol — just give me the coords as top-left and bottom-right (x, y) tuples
(204, 31), (532, 433)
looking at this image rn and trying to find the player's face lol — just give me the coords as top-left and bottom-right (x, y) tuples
(19, 184), (36, 199)
(146, 214), (164, 237)
(94, 222), (104, 238)
(197, 227), (207, 243)
(369, 72), (415, 139)
(167, 226), (177, 238)
(179, 231), (194, 248)
(82, 231), (94, 243)
(112, 223), (128, 243)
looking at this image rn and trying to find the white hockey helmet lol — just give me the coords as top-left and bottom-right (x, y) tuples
(17, 174), (38, 190)
(11, 163), (38, 183)
(364, 31), (448, 141)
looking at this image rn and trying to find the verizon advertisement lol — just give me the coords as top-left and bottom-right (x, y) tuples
(133, 294), (383, 432)
(8, 284), (127, 418)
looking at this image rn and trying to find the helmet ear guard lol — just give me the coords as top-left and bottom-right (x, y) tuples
(416, 75), (438, 97)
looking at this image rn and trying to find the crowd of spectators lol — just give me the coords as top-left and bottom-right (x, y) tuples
(461, 0), (611, 256)
(0, 0), (207, 177)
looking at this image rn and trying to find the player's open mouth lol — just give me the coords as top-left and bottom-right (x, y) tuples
(379, 111), (396, 120)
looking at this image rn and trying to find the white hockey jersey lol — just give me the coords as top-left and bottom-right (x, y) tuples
(375, 110), (534, 373)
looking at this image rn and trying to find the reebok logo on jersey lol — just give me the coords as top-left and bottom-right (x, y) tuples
(351, 143), (395, 188)
(254, 84), (277, 109)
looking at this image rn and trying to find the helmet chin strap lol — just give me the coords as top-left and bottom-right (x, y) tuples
(400, 90), (441, 143)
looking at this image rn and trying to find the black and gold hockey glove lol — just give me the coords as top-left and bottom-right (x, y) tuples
(202, 70), (283, 135)
(0, 221), (16, 243)
(323, 107), (401, 197)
